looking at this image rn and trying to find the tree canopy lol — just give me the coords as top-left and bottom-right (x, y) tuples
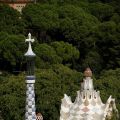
(0, 65), (83, 120)
(0, 0), (120, 119)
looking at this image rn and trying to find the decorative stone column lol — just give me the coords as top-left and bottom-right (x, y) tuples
(25, 33), (36, 120)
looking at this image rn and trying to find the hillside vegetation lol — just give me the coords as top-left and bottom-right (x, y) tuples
(0, 0), (120, 119)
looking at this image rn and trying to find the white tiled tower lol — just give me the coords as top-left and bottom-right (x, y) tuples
(60, 68), (118, 120)
(25, 33), (36, 120)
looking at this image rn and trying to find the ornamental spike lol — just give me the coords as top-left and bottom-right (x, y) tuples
(24, 33), (36, 57)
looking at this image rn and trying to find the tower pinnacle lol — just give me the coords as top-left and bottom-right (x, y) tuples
(82, 68), (94, 90)
(25, 33), (36, 57)
(84, 68), (92, 77)
(25, 33), (36, 120)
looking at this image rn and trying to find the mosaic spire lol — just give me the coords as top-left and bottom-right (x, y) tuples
(25, 33), (36, 120)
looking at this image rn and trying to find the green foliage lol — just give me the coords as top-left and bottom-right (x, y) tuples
(111, 13), (120, 24)
(35, 43), (62, 68)
(93, 21), (120, 69)
(35, 65), (82, 120)
(0, 4), (24, 34)
(82, 50), (103, 73)
(89, 2), (114, 21)
(0, 1), (120, 120)
(22, 4), (59, 30)
(1, 67), (120, 120)
(58, 4), (99, 42)
(51, 41), (79, 65)
(0, 66), (83, 120)
(0, 32), (26, 71)
(22, 3), (59, 42)
(94, 68), (120, 112)
(34, 41), (80, 68)
(0, 74), (26, 120)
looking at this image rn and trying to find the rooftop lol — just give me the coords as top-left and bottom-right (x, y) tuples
(0, 0), (34, 3)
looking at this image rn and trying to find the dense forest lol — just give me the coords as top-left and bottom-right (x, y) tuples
(0, 0), (120, 120)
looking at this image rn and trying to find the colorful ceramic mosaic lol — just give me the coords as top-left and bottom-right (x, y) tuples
(60, 68), (118, 120)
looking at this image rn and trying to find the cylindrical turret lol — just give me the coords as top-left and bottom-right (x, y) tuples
(24, 33), (36, 120)
(82, 68), (94, 90)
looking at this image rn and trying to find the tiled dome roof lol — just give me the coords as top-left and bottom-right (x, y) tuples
(84, 68), (92, 77)
(36, 113), (43, 120)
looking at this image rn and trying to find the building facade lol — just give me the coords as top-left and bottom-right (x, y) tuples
(0, 0), (34, 12)
(60, 68), (118, 120)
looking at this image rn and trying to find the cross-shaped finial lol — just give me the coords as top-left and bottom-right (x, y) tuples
(25, 33), (35, 43)
(24, 33), (36, 56)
